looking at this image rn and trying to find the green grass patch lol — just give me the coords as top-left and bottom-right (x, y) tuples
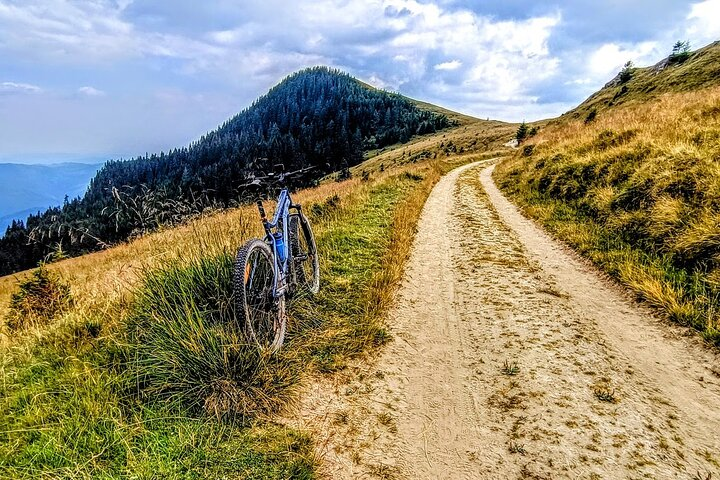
(0, 169), (427, 478)
(496, 161), (720, 345)
(291, 173), (423, 371)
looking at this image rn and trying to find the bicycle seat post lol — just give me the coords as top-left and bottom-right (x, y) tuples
(256, 200), (267, 223)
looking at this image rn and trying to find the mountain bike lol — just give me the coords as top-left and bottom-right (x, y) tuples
(234, 169), (320, 352)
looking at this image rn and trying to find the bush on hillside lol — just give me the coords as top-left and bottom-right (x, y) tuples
(584, 109), (597, 124)
(669, 40), (691, 65)
(619, 61), (634, 83)
(5, 265), (72, 331)
(128, 253), (298, 422)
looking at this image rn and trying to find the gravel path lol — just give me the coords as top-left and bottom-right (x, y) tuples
(293, 161), (720, 479)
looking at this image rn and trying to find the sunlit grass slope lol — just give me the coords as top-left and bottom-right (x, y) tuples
(562, 41), (720, 122)
(0, 115), (514, 477)
(496, 85), (720, 343)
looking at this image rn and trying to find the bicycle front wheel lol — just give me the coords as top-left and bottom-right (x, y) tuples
(289, 213), (320, 295)
(233, 239), (286, 351)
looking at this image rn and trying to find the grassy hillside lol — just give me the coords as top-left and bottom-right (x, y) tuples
(496, 64), (720, 345)
(562, 41), (720, 121)
(0, 67), (457, 277)
(0, 115), (515, 477)
(359, 117), (513, 174)
(408, 98), (484, 126)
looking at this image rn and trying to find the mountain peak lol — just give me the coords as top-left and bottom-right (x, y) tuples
(0, 68), (459, 275)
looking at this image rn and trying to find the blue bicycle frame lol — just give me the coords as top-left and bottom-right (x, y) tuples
(256, 189), (301, 299)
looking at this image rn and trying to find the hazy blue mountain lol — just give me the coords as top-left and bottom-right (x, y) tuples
(0, 162), (102, 232)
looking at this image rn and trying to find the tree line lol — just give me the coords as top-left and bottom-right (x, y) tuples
(0, 67), (455, 275)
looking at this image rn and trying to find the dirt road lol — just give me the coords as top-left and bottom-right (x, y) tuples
(295, 161), (720, 479)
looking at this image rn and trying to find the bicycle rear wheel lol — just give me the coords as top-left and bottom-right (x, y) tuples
(289, 213), (320, 295)
(233, 239), (286, 351)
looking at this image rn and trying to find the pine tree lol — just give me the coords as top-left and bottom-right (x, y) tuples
(669, 40), (691, 64)
(619, 61), (634, 83)
(516, 122), (529, 142)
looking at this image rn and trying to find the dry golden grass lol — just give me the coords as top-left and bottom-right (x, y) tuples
(1, 117), (515, 344)
(357, 120), (513, 175)
(0, 116), (512, 478)
(0, 178), (362, 343)
(496, 85), (720, 342)
(0, 103), (519, 477)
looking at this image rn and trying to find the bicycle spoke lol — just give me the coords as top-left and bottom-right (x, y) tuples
(242, 246), (278, 345)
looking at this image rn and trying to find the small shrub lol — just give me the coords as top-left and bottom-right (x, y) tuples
(522, 145), (535, 157)
(612, 85), (630, 102)
(619, 60), (634, 83)
(584, 109), (597, 124)
(613, 85), (629, 101)
(593, 386), (617, 403)
(502, 359), (520, 376)
(309, 194), (341, 218)
(593, 129), (636, 151)
(402, 171), (424, 182)
(672, 214), (720, 268)
(5, 265), (72, 331)
(508, 441), (526, 455)
(669, 40), (691, 65)
(336, 165), (351, 181)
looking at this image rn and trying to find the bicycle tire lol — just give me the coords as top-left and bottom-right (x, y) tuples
(289, 213), (320, 295)
(233, 239), (286, 351)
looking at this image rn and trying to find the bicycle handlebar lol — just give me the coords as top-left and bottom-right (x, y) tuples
(242, 166), (316, 189)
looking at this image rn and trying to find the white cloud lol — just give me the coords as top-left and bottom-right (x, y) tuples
(77, 86), (105, 96)
(0, 0), (222, 65)
(0, 81), (42, 94)
(686, 0), (720, 45)
(588, 41), (658, 79)
(435, 60), (462, 71)
(0, 0), (567, 152)
(565, 78), (593, 86)
(0, 0), (562, 118)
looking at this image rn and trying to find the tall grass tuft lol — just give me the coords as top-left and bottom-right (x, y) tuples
(5, 265), (72, 331)
(496, 86), (720, 344)
(128, 253), (299, 422)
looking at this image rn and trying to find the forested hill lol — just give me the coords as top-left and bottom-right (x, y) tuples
(0, 67), (456, 276)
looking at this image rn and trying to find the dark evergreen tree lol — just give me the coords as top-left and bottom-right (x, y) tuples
(669, 40), (691, 64)
(619, 61), (634, 83)
(516, 122), (529, 142)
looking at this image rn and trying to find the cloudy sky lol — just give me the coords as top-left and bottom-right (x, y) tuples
(1, 0), (719, 163)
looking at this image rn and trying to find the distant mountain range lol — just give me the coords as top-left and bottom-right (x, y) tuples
(0, 162), (102, 232)
(0, 67), (457, 275)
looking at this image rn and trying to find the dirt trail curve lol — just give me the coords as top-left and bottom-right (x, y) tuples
(293, 161), (720, 479)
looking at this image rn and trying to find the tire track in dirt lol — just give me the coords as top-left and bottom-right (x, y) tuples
(291, 161), (720, 479)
